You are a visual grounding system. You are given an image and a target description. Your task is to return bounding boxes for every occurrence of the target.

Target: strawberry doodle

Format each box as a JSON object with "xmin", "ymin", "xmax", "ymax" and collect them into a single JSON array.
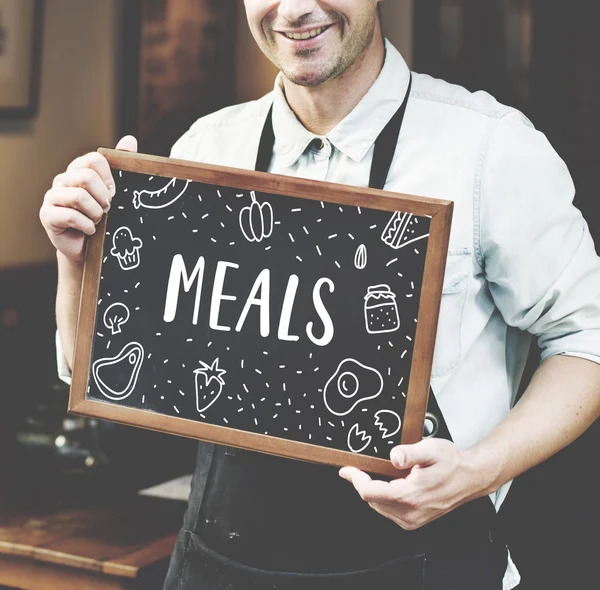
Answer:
[{"xmin": 194, "ymin": 358, "xmax": 227, "ymax": 413}]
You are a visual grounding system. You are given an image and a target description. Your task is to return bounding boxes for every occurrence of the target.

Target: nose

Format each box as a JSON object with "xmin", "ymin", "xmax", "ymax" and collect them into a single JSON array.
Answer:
[{"xmin": 277, "ymin": 0, "xmax": 319, "ymax": 23}]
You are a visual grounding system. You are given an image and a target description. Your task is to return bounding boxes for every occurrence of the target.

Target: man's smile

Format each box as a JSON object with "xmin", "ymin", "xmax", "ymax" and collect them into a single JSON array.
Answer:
[{"xmin": 277, "ymin": 25, "xmax": 333, "ymax": 41}]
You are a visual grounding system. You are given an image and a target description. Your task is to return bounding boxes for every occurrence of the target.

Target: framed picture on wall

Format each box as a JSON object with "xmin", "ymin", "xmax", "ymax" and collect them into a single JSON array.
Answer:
[{"xmin": 0, "ymin": 0, "xmax": 44, "ymax": 117}]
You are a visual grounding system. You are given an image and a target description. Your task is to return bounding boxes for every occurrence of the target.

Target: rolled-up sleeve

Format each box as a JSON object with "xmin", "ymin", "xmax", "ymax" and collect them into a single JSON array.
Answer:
[
  {"xmin": 56, "ymin": 331, "xmax": 72, "ymax": 385},
  {"xmin": 480, "ymin": 110, "xmax": 600, "ymax": 364}
]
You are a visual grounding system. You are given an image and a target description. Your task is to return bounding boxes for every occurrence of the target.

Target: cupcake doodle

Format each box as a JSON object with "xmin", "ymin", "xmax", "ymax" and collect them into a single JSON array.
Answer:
[{"xmin": 110, "ymin": 226, "xmax": 143, "ymax": 271}]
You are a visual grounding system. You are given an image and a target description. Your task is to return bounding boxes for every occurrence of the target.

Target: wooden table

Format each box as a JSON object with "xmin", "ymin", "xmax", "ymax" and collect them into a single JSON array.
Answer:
[{"xmin": 0, "ymin": 495, "xmax": 185, "ymax": 590}]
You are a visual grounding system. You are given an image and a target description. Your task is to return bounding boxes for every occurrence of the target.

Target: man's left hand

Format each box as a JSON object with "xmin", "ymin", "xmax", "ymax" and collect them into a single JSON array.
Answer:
[{"xmin": 339, "ymin": 439, "xmax": 488, "ymax": 530}]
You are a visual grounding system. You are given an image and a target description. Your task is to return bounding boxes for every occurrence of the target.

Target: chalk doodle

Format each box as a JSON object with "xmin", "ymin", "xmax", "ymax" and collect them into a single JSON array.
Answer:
[
  {"xmin": 194, "ymin": 358, "xmax": 227, "ymax": 413},
  {"xmin": 374, "ymin": 409, "xmax": 402, "ymax": 439},
  {"xmin": 364, "ymin": 284, "xmax": 400, "ymax": 334},
  {"xmin": 323, "ymin": 359, "xmax": 383, "ymax": 416},
  {"xmin": 381, "ymin": 212, "xmax": 429, "ymax": 250},
  {"xmin": 92, "ymin": 342, "xmax": 144, "ymax": 400},
  {"xmin": 239, "ymin": 191, "xmax": 274, "ymax": 243},
  {"xmin": 110, "ymin": 227, "xmax": 142, "ymax": 271},
  {"xmin": 133, "ymin": 177, "xmax": 191, "ymax": 210},
  {"xmin": 347, "ymin": 423, "xmax": 372, "ymax": 453},
  {"xmin": 354, "ymin": 244, "xmax": 368, "ymax": 269},
  {"xmin": 103, "ymin": 302, "xmax": 130, "ymax": 335}
]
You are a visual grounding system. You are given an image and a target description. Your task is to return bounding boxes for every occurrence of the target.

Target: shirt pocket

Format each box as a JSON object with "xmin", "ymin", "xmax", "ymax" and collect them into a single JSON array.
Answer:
[{"xmin": 431, "ymin": 249, "xmax": 471, "ymax": 378}]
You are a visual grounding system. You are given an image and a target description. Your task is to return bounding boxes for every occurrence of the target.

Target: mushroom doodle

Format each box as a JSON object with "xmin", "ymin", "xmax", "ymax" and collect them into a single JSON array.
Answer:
[{"xmin": 103, "ymin": 302, "xmax": 130, "ymax": 335}]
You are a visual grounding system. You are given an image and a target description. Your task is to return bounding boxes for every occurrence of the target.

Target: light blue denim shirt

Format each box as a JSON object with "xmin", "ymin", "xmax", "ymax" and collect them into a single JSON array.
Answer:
[{"xmin": 58, "ymin": 41, "xmax": 600, "ymax": 590}]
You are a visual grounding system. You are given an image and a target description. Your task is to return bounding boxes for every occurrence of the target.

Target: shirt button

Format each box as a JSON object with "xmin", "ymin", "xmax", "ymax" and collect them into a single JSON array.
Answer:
[{"xmin": 311, "ymin": 138, "xmax": 325, "ymax": 150}]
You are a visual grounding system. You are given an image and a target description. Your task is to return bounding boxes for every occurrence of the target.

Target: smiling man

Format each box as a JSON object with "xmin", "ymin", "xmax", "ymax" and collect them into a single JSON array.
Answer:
[{"xmin": 41, "ymin": 1, "xmax": 600, "ymax": 589}]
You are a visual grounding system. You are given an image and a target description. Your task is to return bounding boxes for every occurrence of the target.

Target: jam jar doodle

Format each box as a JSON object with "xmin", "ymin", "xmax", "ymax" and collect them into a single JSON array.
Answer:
[{"xmin": 364, "ymin": 284, "xmax": 400, "ymax": 334}]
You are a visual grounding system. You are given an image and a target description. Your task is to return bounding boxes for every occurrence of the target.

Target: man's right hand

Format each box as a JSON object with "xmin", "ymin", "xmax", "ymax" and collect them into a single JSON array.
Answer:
[{"xmin": 39, "ymin": 136, "xmax": 138, "ymax": 264}]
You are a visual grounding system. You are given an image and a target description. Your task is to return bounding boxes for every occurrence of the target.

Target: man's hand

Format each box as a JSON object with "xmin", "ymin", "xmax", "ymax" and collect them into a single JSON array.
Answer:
[
  {"xmin": 339, "ymin": 439, "xmax": 489, "ymax": 530},
  {"xmin": 39, "ymin": 136, "xmax": 138, "ymax": 264},
  {"xmin": 41, "ymin": 136, "xmax": 138, "ymax": 371}
]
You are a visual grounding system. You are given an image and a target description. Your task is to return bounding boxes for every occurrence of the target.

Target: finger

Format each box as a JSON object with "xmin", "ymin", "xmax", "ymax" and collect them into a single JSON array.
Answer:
[
  {"xmin": 390, "ymin": 441, "xmax": 439, "ymax": 470},
  {"xmin": 339, "ymin": 467, "xmax": 399, "ymax": 504},
  {"xmin": 54, "ymin": 168, "xmax": 113, "ymax": 210},
  {"xmin": 339, "ymin": 466, "xmax": 371, "ymax": 485},
  {"xmin": 115, "ymin": 135, "xmax": 138, "ymax": 152},
  {"xmin": 44, "ymin": 207, "xmax": 97, "ymax": 236},
  {"xmin": 45, "ymin": 187, "xmax": 105, "ymax": 224},
  {"xmin": 66, "ymin": 152, "xmax": 115, "ymax": 199}
]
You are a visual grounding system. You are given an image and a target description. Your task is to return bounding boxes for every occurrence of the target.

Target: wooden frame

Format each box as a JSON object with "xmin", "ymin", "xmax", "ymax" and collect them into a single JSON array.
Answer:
[
  {"xmin": 0, "ymin": 0, "xmax": 44, "ymax": 117},
  {"xmin": 69, "ymin": 150, "xmax": 453, "ymax": 477}
]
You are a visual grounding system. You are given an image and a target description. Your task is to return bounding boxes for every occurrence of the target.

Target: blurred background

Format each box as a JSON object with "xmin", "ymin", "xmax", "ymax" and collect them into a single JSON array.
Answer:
[{"xmin": 0, "ymin": 1, "xmax": 597, "ymax": 588}]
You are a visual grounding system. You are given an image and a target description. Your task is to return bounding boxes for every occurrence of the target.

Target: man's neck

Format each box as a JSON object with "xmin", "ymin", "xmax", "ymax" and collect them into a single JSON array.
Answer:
[{"xmin": 281, "ymin": 38, "xmax": 386, "ymax": 136}]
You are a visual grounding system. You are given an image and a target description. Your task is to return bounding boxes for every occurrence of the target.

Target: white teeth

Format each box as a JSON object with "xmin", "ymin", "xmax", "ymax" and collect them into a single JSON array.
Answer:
[{"xmin": 285, "ymin": 27, "xmax": 325, "ymax": 40}]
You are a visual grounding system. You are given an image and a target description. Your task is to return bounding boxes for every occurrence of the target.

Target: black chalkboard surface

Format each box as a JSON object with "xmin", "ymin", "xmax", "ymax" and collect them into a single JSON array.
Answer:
[{"xmin": 70, "ymin": 150, "xmax": 453, "ymax": 476}]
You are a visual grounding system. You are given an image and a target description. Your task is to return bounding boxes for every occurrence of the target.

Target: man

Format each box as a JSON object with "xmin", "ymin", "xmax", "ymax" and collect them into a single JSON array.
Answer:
[{"xmin": 40, "ymin": 1, "xmax": 600, "ymax": 589}]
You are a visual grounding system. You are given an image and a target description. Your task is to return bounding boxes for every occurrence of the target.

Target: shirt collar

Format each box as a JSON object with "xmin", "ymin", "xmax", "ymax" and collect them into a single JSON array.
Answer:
[{"xmin": 271, "ymin": 40, "xmax": 411, "ymax": 168}]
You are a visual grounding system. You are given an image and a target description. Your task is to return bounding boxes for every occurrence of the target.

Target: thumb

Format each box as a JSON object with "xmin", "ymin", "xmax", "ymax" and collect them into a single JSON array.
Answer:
[
  {"xmin": 390, "ymin": 442, "xmax": 437, "ymax": 470},
  {"xmin": 115, "ymin": 135, "xmax": 138, "ymax": 152}
]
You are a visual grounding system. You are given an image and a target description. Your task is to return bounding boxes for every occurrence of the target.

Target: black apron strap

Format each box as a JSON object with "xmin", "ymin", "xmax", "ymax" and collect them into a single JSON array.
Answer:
[
  {"xmin": 369, "ymin": 75, "xmax": 412, "ymax": 190},
  {"xmin": 255, "ymin": 103, "xmax": 275, "ymax": 175}
]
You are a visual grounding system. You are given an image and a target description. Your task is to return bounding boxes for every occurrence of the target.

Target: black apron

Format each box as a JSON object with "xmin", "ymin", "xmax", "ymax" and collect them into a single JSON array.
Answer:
[{"xmin": 164, "ymin": 77, "xmax": 508, "ymax": 590}]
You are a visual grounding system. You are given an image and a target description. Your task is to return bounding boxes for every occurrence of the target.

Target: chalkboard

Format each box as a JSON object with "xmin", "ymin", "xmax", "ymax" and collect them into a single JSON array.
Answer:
[{"xmin": 70, "ymin": 149, "xmax": 453, "ymax": 477}]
